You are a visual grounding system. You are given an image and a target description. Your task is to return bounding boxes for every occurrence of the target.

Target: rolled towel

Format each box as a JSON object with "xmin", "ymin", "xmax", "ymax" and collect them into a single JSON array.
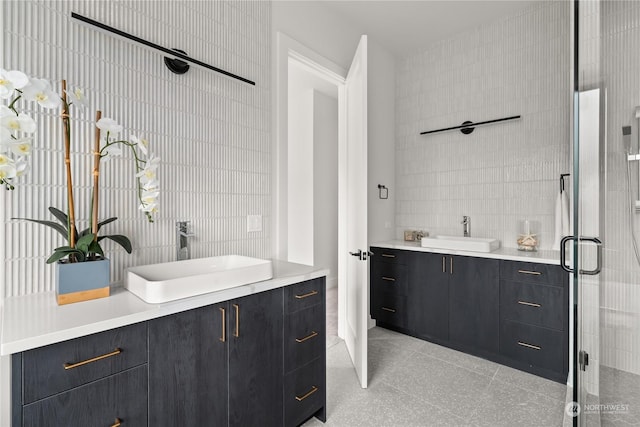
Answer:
[{"xmin": 552, "ymin": 192, "xmax": 563, "ymax": 250}]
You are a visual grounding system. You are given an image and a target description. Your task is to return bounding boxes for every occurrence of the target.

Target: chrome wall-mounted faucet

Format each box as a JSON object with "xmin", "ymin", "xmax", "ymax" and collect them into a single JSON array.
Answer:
[
  {"xmin": 176, "ymin": 221, "xmax": 195, "ymax": 260},
  {"xmin": 461, "ymin": 216, "xmax": 470, "ymax": 237}
]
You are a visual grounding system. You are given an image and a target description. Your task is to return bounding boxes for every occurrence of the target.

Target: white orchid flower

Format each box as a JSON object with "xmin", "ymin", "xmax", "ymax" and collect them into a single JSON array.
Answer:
[
  {"xmin": 0, "ymin": 69, "xmax": 29, "ymax": 99},
  {"xmin": 102, "ymin": 144, "xmax": 122, "ymax": 161},
  {"xmin": 0, "ymin": 126, "xmax": 11, "ymax": 145},
  {"xmin": 136, "ymin": 166, "xmax": 157, "ymax": 184},
  {"xmin": 22, "ymin": 78, "xmax": 60, "ymax": 109},
  {"xmin": 142, "ymin": 179, "xmax": 159, "ymax": 192},
  {"xmin": 15, "ymin": 158, "xmax": 29, "ymax": 176},
  {"xmin": 130, "ymin": 135, "xmax": 149, "ymax": 156},
  {"xmin": 0, "ymin": 113, "xmax": 36, "ymax": 134},
  {"xmin": 9, "ymin": 138, "xmax": 33, "ymax": 156},
  {"xmin": 138, "ymin": 201, "xmax": 158, "ymax": 213},
  {"xmin": 65, "ymin": 87, "xmax": 89, "ymax": 109},
  {"xmin": 0, "ymin": 105, "xmax": 13, "ymax": 117},
  {"xmin": 0, "ymin": 163, "xmax": 17, "ymax": 181},
  {"xmin": 0, "ymin": 153, "xmax": 12, "ymax": 166},
  {"xmin": 96, "ymin": 117, "xmax": 123, "ymax": 136}
]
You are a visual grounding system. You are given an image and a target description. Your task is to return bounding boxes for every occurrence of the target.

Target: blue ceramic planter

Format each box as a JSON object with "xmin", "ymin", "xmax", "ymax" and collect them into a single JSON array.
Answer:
[{"xmin": 55, "ymin": 258, "xmax": 110, "ymax": 305}]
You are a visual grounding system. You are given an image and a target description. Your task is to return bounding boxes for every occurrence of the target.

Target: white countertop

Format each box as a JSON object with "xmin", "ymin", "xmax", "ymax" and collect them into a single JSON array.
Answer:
[
  {"xmin": 0, "ymin": 260, "xmax": 329, "ymax": 356},
  {"xmin": 371, "ymin": 240, "xmax": 561, "ymax": 265}
]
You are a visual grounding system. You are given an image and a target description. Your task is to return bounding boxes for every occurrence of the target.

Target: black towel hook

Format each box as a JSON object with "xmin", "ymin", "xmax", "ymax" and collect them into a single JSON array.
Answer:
[{"xmin": 560, "ymin": 174, "xmax": 570, "ymax": 192}]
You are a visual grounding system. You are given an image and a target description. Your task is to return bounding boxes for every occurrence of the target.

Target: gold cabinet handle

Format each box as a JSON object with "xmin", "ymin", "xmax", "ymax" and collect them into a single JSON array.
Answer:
[
  {"xmin": 517, "ymin": 300, "xmax": 541, "ymax": 308},
  {"xmin": 442, "ymin": 256, "xmax": 445, "ymax": 273},
  {"xmin": 518, "ymin": 341, "xmax": 541, "ymax": 350},
  {"xmin": 295, "ymin": 331, "xmax": 318, "ymax": 343},
  {"xmin": 518, "ymin": 270, "xmax": 542, "ymax": 276},
  {"xmin": 295, "ymin": 290, "xmax": 318, "ymax": 299},
  {"xmin": 381, "ymin": 307, "xmax": 396, "ymax": 313},
  {"xmin": 111, "ymin": 418, "xmax": 122, "ymax": 427},
  {"xmin": 382, "ymin": 276, "xmax": 395, "ymax": 282},
  {"xmin": 295, "ymin": 385, "xmax": 318, "ymax": 401},
  {"xmin": 219, "ymin": 307, "xmax": 226, "ymax": 342},
  {"xmin": 63, "ymin": 348, "xmax": 122, "ymax": 370},
  {"xmin": 233, "ymin": 304, "xmax": 239, "ymax": 337},
  {"xmin": 450, "ymin": 257, "xmax": 453, "ymax": 275},
  {"xmin": 381, "ymin": 254, "xmax": 395, "ymax": 258}
]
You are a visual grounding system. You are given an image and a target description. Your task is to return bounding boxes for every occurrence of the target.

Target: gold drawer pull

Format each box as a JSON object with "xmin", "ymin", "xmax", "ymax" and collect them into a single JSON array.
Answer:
[
  {"xmin": 381, "ymin": 307, "xmax": 396, "ymax": 313},
  {"xmin": 295, "ymin": 331, "xmax": 318, "ymax": 343},
  {"xmin": 220, "ymin": 307, "xmax": 226, "ymax": 342},
  {"xmin": 111, "ymin": 418, "xmax": 122, "ymax": 427},
  {"xmin": 382, "ymin": 276, "xmax": 395, "ymax": 282},
  {"xmin": 63, "ymin": 348, "xmax": 122, "ymax": 370},
  {"xmin": 381, "ymin": 254, "xmax": 395, "ymax": 258},
  {"xmin": 517, "ymin": 341, "xmax": 541, "ymax": 350},
  {"xmin": 295, "ymin": 290, "xmax": 318, "ymax": 299},
  {"xmin": 233, "ymin": 304, "xmax": 240, "ymax": 338},
  {"xmin": 295, "ymin": 385, "xmax": 318, "ymax": 401},
  {"xmin": 518, "ymin": 270, "xmax": 541, "ymax": 276},
  {"xmin": 517, "ymin": 300, "xmax": 541, "ymax": 308}
]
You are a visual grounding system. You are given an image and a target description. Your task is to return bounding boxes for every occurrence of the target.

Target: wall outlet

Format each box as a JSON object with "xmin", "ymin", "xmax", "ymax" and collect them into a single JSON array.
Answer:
[{"xmin": 247, "ymin": 215, "xmax": 262, "ymax": 232}]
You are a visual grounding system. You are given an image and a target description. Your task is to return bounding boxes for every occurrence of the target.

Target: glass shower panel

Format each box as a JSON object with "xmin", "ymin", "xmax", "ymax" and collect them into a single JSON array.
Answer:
[{"xmin": 575, "ymin": 1, "xmax": 640, "ymax": 426}]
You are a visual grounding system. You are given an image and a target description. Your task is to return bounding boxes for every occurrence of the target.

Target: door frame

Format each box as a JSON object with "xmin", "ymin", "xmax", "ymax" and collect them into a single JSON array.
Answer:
[{"xmin": 274, "ymin": 32, "xmax": 348, "ymax": 339}]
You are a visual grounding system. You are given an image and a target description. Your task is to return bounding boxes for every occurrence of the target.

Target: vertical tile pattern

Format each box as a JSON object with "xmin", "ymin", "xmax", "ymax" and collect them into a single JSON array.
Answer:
[
  {"xmin": 597, "ymin": 0, "xmax": 640, "ymax": 376},
  {"xmin": 1, "ymin": 0, "xmax": 271, "ymax": 297},
  {"xmin": 395, "ymin": 1, "xmax": 571, "ymax": 250}
]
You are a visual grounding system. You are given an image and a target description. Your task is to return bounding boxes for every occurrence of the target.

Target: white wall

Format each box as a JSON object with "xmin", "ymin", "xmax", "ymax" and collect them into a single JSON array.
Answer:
[
  {"xmin": 287, "ymin": 83, "xmax": 314, "ymax": 265},
  {"xmin": 313, "ymin": 91, "xmax": 339, "ymax": 287},
  {"xmin": 1, "ymin": 0, "xmax": 272, "ymax": 298},
  {"xmin": 395, "ymin": 1, "xmax": 571, "ymax": 250}
]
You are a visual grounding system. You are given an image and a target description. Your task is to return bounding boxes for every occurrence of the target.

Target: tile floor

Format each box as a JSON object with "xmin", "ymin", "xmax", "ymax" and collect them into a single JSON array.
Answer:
[
  {"xmin": 599, "ymin": 366, "xmax": 640, "ymax": 426},
  {"xmin": 312, "ymin": 287, "xmax": 567, "ymax": 426}
]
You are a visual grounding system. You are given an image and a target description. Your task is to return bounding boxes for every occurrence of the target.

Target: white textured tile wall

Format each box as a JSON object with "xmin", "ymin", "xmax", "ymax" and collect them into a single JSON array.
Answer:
[
  {"xmin": 395, "ymin": 1, "xmax": 571, "ymax": 249},
  {"xmin": 596, "ymin": 0, "xmax": 640, "ymax": 376},
  {"xmin": 1, "ymin": 0, "xmax": 271, "ymax": 297}
]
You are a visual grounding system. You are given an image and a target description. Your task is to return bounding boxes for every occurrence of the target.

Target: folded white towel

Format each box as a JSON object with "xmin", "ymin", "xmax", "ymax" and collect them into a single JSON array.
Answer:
[{"xmin": 552, "ymin": 190, "xmax": 571, "ymax": 250}]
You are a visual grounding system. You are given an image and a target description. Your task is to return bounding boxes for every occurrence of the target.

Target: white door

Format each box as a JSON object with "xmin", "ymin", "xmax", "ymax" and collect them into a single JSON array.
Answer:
[{"xmin": 343, "ymin": 35, "xmax": 368, "ymax": 389}]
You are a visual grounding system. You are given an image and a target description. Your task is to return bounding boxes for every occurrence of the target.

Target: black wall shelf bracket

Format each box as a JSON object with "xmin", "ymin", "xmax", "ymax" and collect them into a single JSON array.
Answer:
[
  {"xmin": 71, "ymin": 12, "xmax": 256, "ymax": 86},
  {"xmin": 420, "ymin": 115, "xmax": 521, "ymax": 136}
]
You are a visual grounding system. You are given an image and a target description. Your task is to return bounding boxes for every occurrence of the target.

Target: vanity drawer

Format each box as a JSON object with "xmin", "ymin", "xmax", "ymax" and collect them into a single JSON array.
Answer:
[
  {"xmin": 285, "ymin": 304, "xmax": 325, "ymax": 373},
  {"xmin": 500, "ymin": 260, "xmax": 566, "ymax": 287},
  {"xmin": 372, "ymin": 292, "xmax": 407, "ymax": 328},
  {"xmin": 22, "ymin": 364, "xmax": 147, "ymax": 427},
  {"xmin": 284, "ymin": 358, "xmax": 325, "ymax": 427},
  {"xmin": 21, "ymin": 322, "xmax": 148, "ymax": 404},
  {"xmin": 371, "ymin": 261, "xmax": 408, "ymax": 296},
  {"xmin": 285, "ymin": 278, "xmax": 325, "ymax": 314},
  {"xmin": 500, "ymin": 280, "xmax": 565, "ymax": 330},
  {"xmin": 500, "ymin": 320, "xmax": 565, "ymax": 374},
  {"xmin": 371, "ymin": 247, "xmax": 408, "ymax": 264}
]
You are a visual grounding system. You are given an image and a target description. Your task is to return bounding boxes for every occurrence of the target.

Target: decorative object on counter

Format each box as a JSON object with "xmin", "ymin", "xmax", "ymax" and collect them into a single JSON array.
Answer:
[
  {"xmin": 414, "ymin": 230, "xmax": 427, "ymax": 241},
  {"xmin": 404, "ymin": 230, "xmax": 415, "ymax": 241},
  {"xmin": 70, "ymin": 12, "xmax": 255, "ymax": 86},
  {"xmin": 419, "ymin": 115, "xmax": 521, "ymax": 136},
  {"xmin": 4, "ymin": 69, "xmax": 160, "ymax": 304},
  {"xmin": 377, "ymin": 184, "xmax": 388, "ymax": 199},
  {"xmin": 517, "ymin": 220, "xmax": 538, "ymax": 252}
]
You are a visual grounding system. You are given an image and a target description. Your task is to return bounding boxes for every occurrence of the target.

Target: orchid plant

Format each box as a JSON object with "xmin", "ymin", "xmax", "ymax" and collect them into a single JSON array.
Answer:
[{"xmin": 1, "ymin": 68, "xmax": 160, "ymax": 263}]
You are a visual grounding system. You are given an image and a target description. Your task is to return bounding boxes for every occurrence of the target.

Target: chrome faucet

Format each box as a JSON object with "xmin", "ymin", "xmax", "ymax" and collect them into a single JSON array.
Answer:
[
  {"xmin": 176, "ymin": 221, "xmax": 195, "ymax": 260},
  {"xmin": 461, "ymin": 216, "xmax": 470, "ymax": 237}
]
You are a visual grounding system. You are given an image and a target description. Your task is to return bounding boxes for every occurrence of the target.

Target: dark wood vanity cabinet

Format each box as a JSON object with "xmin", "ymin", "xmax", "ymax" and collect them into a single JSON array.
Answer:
[
  {"xmin": 12, "ymin": 278, "xmax": 327, "ymax": 427},
  {"xmin": 370, "ymin": 247, "xmax": 568, "ymax": 382}
]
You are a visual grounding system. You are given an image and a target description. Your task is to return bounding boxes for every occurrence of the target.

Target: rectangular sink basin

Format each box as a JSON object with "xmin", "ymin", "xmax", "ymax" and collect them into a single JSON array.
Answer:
[
  {"xmin": 420, "ymin": 235, "xmax": 500, "ymax": 253},
  {"xmin": 125, "ymin": 255, "xmax": 273, "ymax": 303}
]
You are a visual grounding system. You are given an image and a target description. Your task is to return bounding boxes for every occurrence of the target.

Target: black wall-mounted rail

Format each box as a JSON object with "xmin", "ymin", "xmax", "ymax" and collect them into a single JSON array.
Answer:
[
  {"xmin": 71, "ymin": 12, "xmax": 255, "ymax": 86},
  {"xmin": 420, "ymin": 115, "xmax": 521, "ymax": 136}
]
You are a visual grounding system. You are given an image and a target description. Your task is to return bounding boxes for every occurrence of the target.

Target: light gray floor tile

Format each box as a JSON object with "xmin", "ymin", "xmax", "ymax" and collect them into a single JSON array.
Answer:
[
  {"xmin": 493, "ymin": 363, "xmax": 568, "ymax": 402},
  {"xmin": 415, "ymin": 339, "xmax": 501, "ymax": 378}
]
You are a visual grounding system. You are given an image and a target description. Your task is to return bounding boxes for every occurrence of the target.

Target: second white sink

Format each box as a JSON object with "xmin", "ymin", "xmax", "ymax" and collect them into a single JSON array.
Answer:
[
  {"xmin": 420, "ymin": 235, "xmax": 500, "ymax": 253},
  {"xmin": 125, "ymin": 255, "xmax": 273, "ymax": 303}
]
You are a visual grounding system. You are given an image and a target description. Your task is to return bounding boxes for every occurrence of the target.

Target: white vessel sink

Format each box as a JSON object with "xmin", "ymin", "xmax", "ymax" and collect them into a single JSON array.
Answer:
[
  {"xmin": 420, "ymin": 235, "xmax": 500, "ymax": 253},
  {"xmin": 125, "ymin": 255, "xmax": 273, "ymax": 303}
]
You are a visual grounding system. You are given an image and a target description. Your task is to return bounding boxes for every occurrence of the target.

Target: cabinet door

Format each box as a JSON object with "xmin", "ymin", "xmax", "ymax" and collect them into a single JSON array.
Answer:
[
  {"xmin": 22, "ymin": 364, "xmax": 147, "ymax": 427},
  {"xmin": 148, "ymin": 303, "xmax": 228, "ymax": 427},
  {"xmin": 229, "ymin": 289, "xmax": 284, "ymax": 427},
  {"xmin": 409, "ymin": 252, "xmax": 449, "ymax": 341},
  {"xmin": 449, "ymin": 256, "xmax": 500, "ymax": 353}
]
